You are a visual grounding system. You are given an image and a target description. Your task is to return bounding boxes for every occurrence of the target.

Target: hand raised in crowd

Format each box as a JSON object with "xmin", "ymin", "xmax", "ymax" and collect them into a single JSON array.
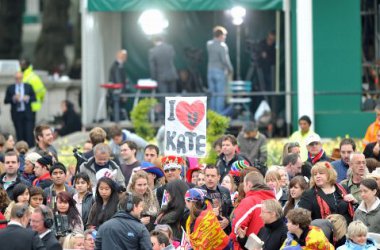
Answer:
[{"xmin": 140, "ymin": 216, "xmax": 150, "ymax": 225}]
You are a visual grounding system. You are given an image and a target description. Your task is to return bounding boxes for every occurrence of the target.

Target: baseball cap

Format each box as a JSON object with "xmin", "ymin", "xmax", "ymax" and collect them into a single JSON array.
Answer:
[{"xmin": 305, "ymin": 134, "xmax": 321, "ymax": 145}]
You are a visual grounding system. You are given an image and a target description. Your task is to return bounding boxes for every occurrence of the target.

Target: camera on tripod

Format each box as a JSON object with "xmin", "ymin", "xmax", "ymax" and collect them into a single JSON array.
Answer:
[
  {"xmin": 184, "ymin": 47, "xmax": 203, "ymax": 63},
  {"xmin": 245, "ymin": 39, "xmax": 262, "ymax": 63}
]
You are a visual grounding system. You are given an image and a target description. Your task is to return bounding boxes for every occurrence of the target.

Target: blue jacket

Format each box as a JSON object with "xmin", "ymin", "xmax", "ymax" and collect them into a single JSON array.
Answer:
[
  {"xmin": 337, "ymin": 238, "xmax": 377, "ymax": 250},
  {"xmin": 332, "ymin": 159, "xmax": 349, "ymax": 183},
  {"xmin": 95, "ymin": 211, "xmax": 152, "ymax": 250}
]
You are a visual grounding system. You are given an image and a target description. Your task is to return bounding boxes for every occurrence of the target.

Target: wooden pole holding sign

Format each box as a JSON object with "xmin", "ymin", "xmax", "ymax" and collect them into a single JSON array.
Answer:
[{"xmin": 164, "ymin": 97, "xmax": 207, "ymax": 158}]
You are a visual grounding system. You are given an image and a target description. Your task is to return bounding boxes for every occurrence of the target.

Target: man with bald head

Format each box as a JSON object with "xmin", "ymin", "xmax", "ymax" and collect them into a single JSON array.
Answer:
[
  {"xmin": 340, "ymin": 152, "xmax": 368, "ymax": 204},
  {"xmin": 4, "ymin": 71, "xmax": 36, "ymax": 146}
]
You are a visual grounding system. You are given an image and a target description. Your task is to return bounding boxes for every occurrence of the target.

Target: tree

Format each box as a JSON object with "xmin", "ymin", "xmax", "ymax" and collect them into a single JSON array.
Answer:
[
  {"xmin": 0, "ymin": 0, "xmax": 25, "ymax": 59},
  {"xmin": 34, "ymin": 0, "xmax": 70, "ymax": 72}
]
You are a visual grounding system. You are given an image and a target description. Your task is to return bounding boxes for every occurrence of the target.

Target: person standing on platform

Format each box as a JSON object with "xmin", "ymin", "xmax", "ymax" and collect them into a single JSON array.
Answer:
[
  {"xmin": 108, "ymin": 49, "xmax": 128, "ymax": 122},
  {"xmin": 207, "ymin": 26, "xmax": 233, "ymax": 113},
  {"xmin": 4, "ymin": 71, "xmax": 36, "ymax": 147},
  {"xmin": 149, "ymin": 35, "xmax": 178, "ymax": 120}
]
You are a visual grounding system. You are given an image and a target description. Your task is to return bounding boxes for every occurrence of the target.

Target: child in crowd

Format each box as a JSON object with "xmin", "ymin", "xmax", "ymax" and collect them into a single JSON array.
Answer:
[{"xmin": 29, "ymin": 186, "xmax": 44, "ymax": 212}]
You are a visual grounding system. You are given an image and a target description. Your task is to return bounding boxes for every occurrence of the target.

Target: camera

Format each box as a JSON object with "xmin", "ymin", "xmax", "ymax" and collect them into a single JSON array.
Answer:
[
  {"xmin": 54, "ymin": 214, "xmax": 71, "ymax": 238},
  {"xmin": 245, "ymin": 39, "xmax": 262, "ymax": 62},
  {"xmin": 73, "ymin": 147, "xmax": 87, "ymax": 174}
]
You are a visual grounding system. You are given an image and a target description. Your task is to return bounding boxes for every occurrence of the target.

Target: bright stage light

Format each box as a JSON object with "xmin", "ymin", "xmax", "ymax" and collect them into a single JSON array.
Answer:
[
  {"xmin": 230, "ymin": 6, "xmax": 246, "ymax": 26},
  {"xmin": 138, "ymin": 9, "xmax": 169, "ymax": 35}
]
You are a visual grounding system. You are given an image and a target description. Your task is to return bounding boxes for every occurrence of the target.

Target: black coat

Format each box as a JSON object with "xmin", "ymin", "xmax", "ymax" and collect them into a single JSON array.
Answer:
[
  {"xmin": 95, "ymin": 211, "xmax": 152, "ymax": 250},
  {"xmin": 0, "ymin": 224, "xmax": 46, "ymax": 250},
  {"xmin": 108, "ymin": 61, "xmax": 126, "ymax": 85},
  {"xmin": 201, "ymin": 184, "xmax": 233, "ymax": 234},
  {"xmin": 363, "ymin": 142, "xmax": 380, "ymax": 161},
  {"xmin": 0, "ymin": 173, "xmax": 30, "ymax": 200},
  {"xmin": 298, "ymin": 186, "xmax": 352, "ymax": 223},
  {"xmin": 4, "ymin": 83, "xmax": 36, "ymax": 115},
  {"xmin": 41, "ymin": 231, "xmax": 62, "ymax": 250},
  {"xmin": 57, "ymin": 109, "xmax": 82, "ymax": 136},
  {"xmin": 258, "ymin": 218, "xmax": 288, "ymax": 250},
  {"xmin": 216, "ymin": 153, "xmax": 250, "ymax": 181},
  {"xmin": 81, "ymin": 192, "xmax": 94, "ymax": 225}
]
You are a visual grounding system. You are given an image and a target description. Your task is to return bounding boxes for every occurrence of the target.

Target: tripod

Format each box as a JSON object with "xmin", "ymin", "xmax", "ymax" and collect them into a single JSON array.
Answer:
[{"xmin": 245, "ymin": 58, "xmax": 267, "ymax": 101}]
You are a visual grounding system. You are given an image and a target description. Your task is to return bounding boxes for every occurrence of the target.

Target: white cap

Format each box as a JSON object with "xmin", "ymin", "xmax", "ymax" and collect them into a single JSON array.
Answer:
[
  {"xmin": 96, "ymin": 168, "xmax": 117, "ymax": 181},
  {"xmin": 305, "ymin": 134, "xmax": 321, "ymax": 145}
]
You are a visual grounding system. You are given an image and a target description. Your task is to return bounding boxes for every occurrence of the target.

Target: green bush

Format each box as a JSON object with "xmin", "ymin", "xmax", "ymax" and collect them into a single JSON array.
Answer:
[
  {"xmin": 202, "ymin": 110, "xmax": 230, "ymax": 164},
  {"xmin": 130, "ymin": 98, "xmax": 157, "ymax": 141}
]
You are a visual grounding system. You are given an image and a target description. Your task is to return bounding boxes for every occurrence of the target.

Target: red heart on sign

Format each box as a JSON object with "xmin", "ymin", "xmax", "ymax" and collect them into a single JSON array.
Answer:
[{"xmin": 175, "ymin": 100, "xmax": 205, "ymax": 131}]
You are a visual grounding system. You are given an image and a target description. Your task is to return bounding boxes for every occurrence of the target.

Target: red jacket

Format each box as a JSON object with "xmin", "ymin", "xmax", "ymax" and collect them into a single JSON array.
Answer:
[
  {"xmin": 231, "ymin": 189, "xmax": 275, "ymax": 249},
  {"xmin": 0, "ymin": 212, "xmax": 6, "ymax": 229}
]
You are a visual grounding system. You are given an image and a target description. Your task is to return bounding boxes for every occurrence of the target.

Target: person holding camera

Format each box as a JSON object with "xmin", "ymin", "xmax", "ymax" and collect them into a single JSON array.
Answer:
[
  {"xmin": 30, "ymin": 205, "xmax": 62, "ymax": 250},
  {"xmin": 95, "ymin": 193, "xmax": 152, "ymax": 249},
  {"xmin": 0, "ymin": 203, "xmax": 45, "ymax": 250}
]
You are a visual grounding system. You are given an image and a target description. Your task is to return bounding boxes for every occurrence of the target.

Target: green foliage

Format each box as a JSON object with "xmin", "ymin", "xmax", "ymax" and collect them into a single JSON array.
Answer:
[
  {"xmin": 266, "ymin": 137, "xmax": 364, "ymax": 167},
  {"xmin": 202, "ymin": 110, "xmax": 230, "ymax": 165},
  {"xmin": 130, "ymin": 98, "xmax": 157, "ymax": 141}
]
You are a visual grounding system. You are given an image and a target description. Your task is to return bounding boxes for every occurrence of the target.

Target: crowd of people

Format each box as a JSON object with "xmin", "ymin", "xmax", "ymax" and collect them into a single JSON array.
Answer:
[{"xmin": 1, "ymin": 113, "xmax": 380, "ymax": 250}]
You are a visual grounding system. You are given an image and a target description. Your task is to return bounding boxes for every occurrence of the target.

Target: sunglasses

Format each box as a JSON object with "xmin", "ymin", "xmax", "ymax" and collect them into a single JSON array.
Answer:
[{"xmin": 164, "ymin": 168, "xmax": 178, "ymax": 173}]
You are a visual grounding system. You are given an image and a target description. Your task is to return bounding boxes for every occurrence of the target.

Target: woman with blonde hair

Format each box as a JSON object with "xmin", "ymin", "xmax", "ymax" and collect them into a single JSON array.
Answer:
[
  {"xmin": 128, "ymin": 170, "xmax": 159, "ymax": 231},
  {"xmin": 265, "ymin": 170, "xmax": 287, "ymax": 206},
  {"xmin": 62, "ymin": 232, "xmax": 85, "ymax": 249},
  {"xmin": 337, "ymin": 220, "xmax": 377, "ymax": 250},
  {"xmin": 327, "ymin": 214, "xmax": 347, "ymax": 248},
  {"xmin": 298, "ymin": 161, "xmax": 354, "ymax": 223}
]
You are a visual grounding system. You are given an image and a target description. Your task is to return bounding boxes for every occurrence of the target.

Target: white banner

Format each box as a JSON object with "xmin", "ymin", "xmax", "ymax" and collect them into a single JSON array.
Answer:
[{"xmin": 164, "ymin": 96, "xmax": 207, "ymax": 158}]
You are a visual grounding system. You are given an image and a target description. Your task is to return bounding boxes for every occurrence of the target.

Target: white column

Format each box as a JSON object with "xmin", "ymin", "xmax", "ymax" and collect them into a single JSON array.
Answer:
[
  {"xmin": 81, "ymin": 0, "xmax": 121, "ymax": 125},
  {"xmin": 284, "ymin": 0, "xmax": 292, "ymax": 135},
  {"xmin": 296, "ymin": 0, "xmax": 314, "ymax": 130},
  {"xmin": 26, "ymin": 0, "xmax": 40, "ymax": 16}
]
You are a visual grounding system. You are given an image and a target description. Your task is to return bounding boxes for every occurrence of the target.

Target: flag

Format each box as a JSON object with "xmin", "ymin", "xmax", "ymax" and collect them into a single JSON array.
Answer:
[{"xmin": 180, "ymin": 226, "xmax": 191, "ymax": 250}]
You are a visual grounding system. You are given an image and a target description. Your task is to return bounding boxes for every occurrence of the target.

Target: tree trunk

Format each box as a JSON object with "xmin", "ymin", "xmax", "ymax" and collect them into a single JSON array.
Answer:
[
  {"xmin": 0, "ymin": 0, "xmax": 24, "ymax": 59},
  {"xmin": 34, "ymin": 0, "xmax": 70, "ymax": 73}
]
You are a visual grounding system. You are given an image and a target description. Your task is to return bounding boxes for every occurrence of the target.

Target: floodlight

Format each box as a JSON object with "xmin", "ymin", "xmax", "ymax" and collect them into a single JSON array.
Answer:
[
  {"xmin": 138, "ymin": 9, "xmax": 168, "ymax": 35},
  {"xmin": 231, "ymin": 6, "xmax": 246, "ymax": 26}
]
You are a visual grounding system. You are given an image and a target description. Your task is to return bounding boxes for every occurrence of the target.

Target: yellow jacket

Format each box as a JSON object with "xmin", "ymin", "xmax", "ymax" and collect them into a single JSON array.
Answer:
[
  {"xmin": 22, "ymin": 66, "xmax": 46, "ymax": 112},
  {"xmin": 280, "ymin": 226, "xmax": 334, "ymax": 250},
  {"xmin": 289, "ymin": 130, "xmax": 316, "ymax": 161}
]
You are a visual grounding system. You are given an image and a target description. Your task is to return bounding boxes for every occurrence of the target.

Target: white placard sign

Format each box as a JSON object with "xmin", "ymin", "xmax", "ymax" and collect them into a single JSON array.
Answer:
[{"xmin": 164, "ymin": 96, "xmax": 207, "ymax": 157}]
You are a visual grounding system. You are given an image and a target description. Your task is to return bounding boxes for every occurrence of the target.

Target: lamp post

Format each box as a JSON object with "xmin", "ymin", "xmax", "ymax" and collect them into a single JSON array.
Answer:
[{"xmin": 230, "ymin": 6, "xmax": 246, "ymax": 80}]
